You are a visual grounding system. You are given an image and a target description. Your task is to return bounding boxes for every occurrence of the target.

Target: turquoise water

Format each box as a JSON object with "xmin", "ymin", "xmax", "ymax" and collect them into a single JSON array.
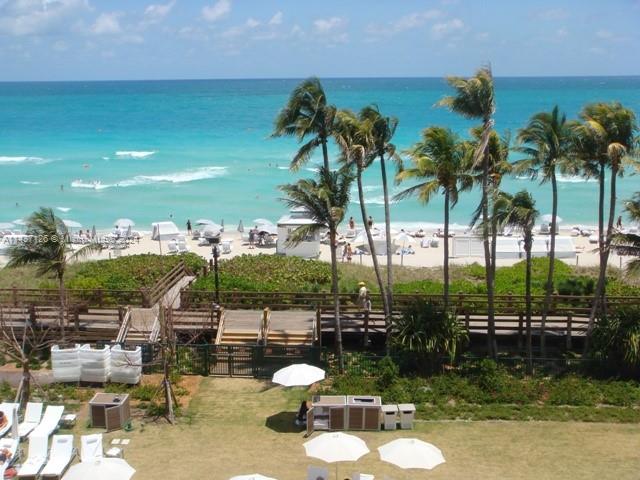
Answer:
[{"xmin": 0, "ymin": 77, "xmax": 638, "ymax": 231}]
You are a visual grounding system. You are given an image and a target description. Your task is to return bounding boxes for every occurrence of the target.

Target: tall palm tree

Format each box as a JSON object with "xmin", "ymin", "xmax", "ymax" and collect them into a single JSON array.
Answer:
[
  {"xmin": 612, "ymin": 193, "xmax": 640, "ymax": 275},
  {"xmin": 438, "ymin": 66, "xmax": 498, "ymax": 356},
  {"xmin": 574, "ymin": 102, "xmax": 638, "ymax": 335},
  {"xmin": 272, "ymin": 77, "xmax": 337, "ymax": 172},
  {"xmin": 333, "ymin": 109, "xmax": 390, "ymax": 327},
  {"xmin": 7, "ymin": 207, "xmax": 101, "ymax": 341},
  {"xmin": 515, "ymin": 106, "xmax": 576, "ymax": 356},
  {"xmin": 494, "ymin": 191, "xmax": 539, "ymax": 372},
  {"xmin": 395, "ymin": 126, "xmax": 473, "ymax": 310},
  {"xmin": 359, "ymin": 105, "xmax": 400, "ymax": 330},
  {"xmin": 279, "ymin": 166, "xmax": 354, "ymax": 372}
]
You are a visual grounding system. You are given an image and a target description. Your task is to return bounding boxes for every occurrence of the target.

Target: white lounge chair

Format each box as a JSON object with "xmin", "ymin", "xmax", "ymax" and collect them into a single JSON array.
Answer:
[
  {"xmin": 0, "ymin": 402, "xmax": 17, "ymax": 438},
  {"xmin": 0, "ymin": 437, "xmax": 19, "ymax": 478},
  {"xmin": 18, "ymin": 402, "xmax": 43, "ymax": 439},
  {"xmin": 40, "ymin": 434, "xmax": 74, "ymax": 479},
  {"xmin": 29, "ymin": 406, "xmax": 64, "ymax": 439},
  {"xmin": 353, "ymin": 474, "xmax": 375, "ymax": 480},
  {"xmin": 167, "ymin": 240, "xmax": 179, "ymax": 254},
  {"xmin": 80, "ymin": 433, "xmax": 103, "ymax": 462},
  {"xmin": 17, "ymin": 435, "xmax": 48, "ymax": 480},
  {"xmin": 307, "ymin": 466, "xmax": 328, "ymax": 480}
]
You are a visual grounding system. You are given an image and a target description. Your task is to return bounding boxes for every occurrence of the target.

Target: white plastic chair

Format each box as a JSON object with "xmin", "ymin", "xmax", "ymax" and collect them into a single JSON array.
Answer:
[
  {"xmin": 17, "ymin": 434, "xmax": 48, "ymax": 479},
  {"xmin": 18, "ymin": 402, "xmax": 43, "ymax": 438},
  {"xmin": 307, "ymin": 466, "xmax": 328, "ymax": 480},
  {"xmin": 80, "ymin": 433, "xmax": 103, "ymax": 462},
  {"xmin": 40, "ymin": 434, "xmax": 74, "ymax": 479},
  {"xmin": 29, "ymin": 406, "xmax": 64, "ymax": 439}
]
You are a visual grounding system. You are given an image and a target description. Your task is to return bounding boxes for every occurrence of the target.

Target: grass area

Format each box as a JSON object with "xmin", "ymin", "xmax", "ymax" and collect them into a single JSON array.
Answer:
[{"xmin": 118, "ymin": 378, "xmax": 640, "ymax": 480}]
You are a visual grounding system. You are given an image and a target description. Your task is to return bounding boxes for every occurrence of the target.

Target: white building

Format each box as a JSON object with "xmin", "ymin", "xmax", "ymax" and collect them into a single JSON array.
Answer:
[{"xmin": 276, "ymin": 208, "xmax": 322, "ymax": 259}]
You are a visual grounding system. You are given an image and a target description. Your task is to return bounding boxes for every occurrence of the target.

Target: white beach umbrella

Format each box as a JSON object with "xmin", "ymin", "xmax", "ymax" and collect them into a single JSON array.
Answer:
[
  {"xmin": 196, "ymin": 219, "xmax": 215, "ymax": 225},
  {"xmin": 0, "ymin": 222, "xmax": 14, "ymax": 230},
  {"xmin": 394, "ymin": 232, "xmax": 415, "ymax": 244},
  {"xmin": 229, "ymin": 474, "xmax": 277, "ymax": 480},
  {"xmin": 252, "ymin": 218, "xmax": 273, "ymax": 226},
  {"xmin": 272, "ymin": 363, "xmax": 325, "ymax": 387},
  {"xmin": 541, "ymin": 214, "xmax": 563, "ymax": 224},
  {"xmin": 304, "ymin": 432, "xmax": 369, "ymax": 468},
  {"xmin": 12, "ymin": 219, "xmax": 27, "ymax": 226},
  {"xmin": 257, "ymin": 224, "xmax": 278, "ymax": 236},
  {"xmin": 62, "ymin": 458, "xmax": 135, "ymax": 480},
  {"xmin": 114, "ymin": 218, "xmax": 135, "ymax": 228},
  {"xmin": 63, "ymin": 219, "xmax": 82, "ymax": 228},
  {"xmin": 378, "ymin": 438, "xmax": 445, "ymax": 470}
]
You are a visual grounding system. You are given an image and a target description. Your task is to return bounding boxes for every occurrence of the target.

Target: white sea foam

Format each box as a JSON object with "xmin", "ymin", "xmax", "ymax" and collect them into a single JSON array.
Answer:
[
  {"xmin": 556, "ymin": 174, "xmax": 597, "ymax": 183},
  {"xmin": 351, "ymin": 195, "xmax": 398, "ymax": 205},
  {"xmin": 70, "ymin": 166, "xmax": 227, "ymax": 191},
  {"xmin": 56, "ymin": 207, "xmax": 71, "ymax": 213},
  {"xmin": 20, "ymin": 180, "xmax": 40, "ymax": 185},
  {"xmin": 305, "ymin": 167, "xmax": 319, "ymax": 173},
  {"xmin": 102, "ymin": 156, "xmax": 110, "ymax": 160},
  {"xmin": 115, "ymin": 151, "xmax": 156, "ymax": 159},
  {"xmin": 277, "ymin": 166, "xmax": 289, "ymax": 170},
  {"xmin": 0, "ymin": 156, "xmax": 48, "ymax": 165}
]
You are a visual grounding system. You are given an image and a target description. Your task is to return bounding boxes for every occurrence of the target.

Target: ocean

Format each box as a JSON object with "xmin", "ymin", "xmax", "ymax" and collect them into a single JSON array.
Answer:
[{"xmin": 0, "ymin": 77, "xmax": 638, "ymax": 232}]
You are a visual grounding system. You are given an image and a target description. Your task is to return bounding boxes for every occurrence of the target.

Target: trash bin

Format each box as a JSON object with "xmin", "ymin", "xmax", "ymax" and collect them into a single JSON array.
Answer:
[
  {"xmin": 381, "ymin": 405, "xmax": 398, "ymax": 430},
  {"xmin": 398, "ymin": 403, "xmax": 416, "ymax": 429}
]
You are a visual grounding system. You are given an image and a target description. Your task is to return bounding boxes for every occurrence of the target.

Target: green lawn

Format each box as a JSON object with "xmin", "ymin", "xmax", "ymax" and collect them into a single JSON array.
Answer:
[{"xmin": 115, "ymin": 377, "xmax": 640, "ymax": 480}]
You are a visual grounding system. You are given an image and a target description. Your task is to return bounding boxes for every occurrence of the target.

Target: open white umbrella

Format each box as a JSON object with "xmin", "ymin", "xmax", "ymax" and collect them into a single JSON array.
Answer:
[
  {"xmin": 229, "ymin": 475, "xmax": 277, "ymax": 480},
  {"xmin": 394, "ymin": 232, "xmax": 415, "ymax": 266},
  {"xmin": 378, "ymin": 438, "xmax": 445, "ymax": 470},
  {"xmin": 257, "ymin": 224, "xmax": 278, "ymax": 235},
  {"xmin": 62, "ymin": 458, "xmax": 135, "ymax": 480},
  {"xmin": 114, "ymin": 218, "xmax": 135, "ymax": 228},
  {"xmin": 12, "ymin": 219, "xmax": 27, "ymax": 226},
  {"xmin": 196, "ymin": 219, "xmax": 215, "ymax": 225},
  {"xmin": 63, "ymin": 219, "xmax": 82, "ymax": 228},
  {"xmin": 304, "ymin": 432, "xmax": 369, "ymax": 479},
  {"xmin": 252, "ymin": 218, "xmax": 273, "ymax": 226},
  {"xmin": 272, "ymin": 363, "xmax": 325, "ymax": 387},
  {"xmin": 541, "ymin": 214, "xmax": 563, "ymax": 224}
]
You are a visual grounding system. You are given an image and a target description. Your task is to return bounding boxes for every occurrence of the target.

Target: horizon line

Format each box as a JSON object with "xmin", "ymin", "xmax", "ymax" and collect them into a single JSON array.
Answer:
[{"xmin": 1, "ymin": 74, "xmax": 640, "ymax": 84}]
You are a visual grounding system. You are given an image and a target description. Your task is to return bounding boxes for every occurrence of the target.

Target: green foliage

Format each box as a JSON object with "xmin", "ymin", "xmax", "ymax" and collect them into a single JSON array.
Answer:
[
  {"xmin": 557, "ymin": 276, "xmax": 595, "ymax": 295},
  {"xmin": 590, "ymin": 308, "xmax": 640, "ymax": 373},
  {"xmin": 191, "ymin": 254, "xmax": 332, "ymax": 292},
  {"xmin": 67, "ymin": 253, "xmax": 205, "ymax": 291},
  {"xmin": 375, "ymin": 356, "xmax": 400, "ymax": 391}
]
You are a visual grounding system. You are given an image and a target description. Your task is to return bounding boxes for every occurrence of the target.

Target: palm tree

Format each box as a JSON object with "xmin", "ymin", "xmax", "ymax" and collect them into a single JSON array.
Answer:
[
  {"xmin": 359, "ymin": 105, "xmax": 401, "ymax": 331},
  {"xmin": 333, "ymin": 109, "xmax": 390, "ymax": 327},
  {"xmin": 494, "ymin": 191, "xmax": 539, "ymax": 372},
  {"xmin": 515, "ymin": 106, "xmax": 576, "ymax": 356},
  {"xmin": 574, "ymin": 102, "xmax": 638, "ymax": 335},
  {"xmin": 438, "ymin": 66, "xmax": 498, "ymax": 356},
  {"xmin": 612, "ymin": 193, "xmax": 640, "ymax": 275},
  {"xmin": 395, "ymin": 126, "xmax": 473, "ymax": 310},
  {"xmin": 6, "ymin": 207, "xmax": 101, "ymax": 341},
  {"xmin": 272, "ymin": 77, "xmax": 336, "ymax": 172},
  {"xmin": 279, "ymin": 166, "xmax": 354, "ymax": 372}
]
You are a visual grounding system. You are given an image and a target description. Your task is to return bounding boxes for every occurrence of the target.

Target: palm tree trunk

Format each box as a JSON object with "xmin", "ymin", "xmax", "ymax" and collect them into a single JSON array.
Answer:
[
  {"xmin": 587, "ymin": 162, "xmax": 607, "ymax": 345},
  {"xmin": 601, "ymin": 163, "xmax": 618, "ymax": 316},
  {"xmin": 356, "ymin": 167, "xmax": 389, "ymax": 348},
  {"xmin": 443, "ymin": 190, "xmax": 450, "ymax": 311},
  {"xmin": 481, "ymin": 156, "xmax": 496, "ymax": 357},
  {"xmin": 379, "ymin": 153, "xmax": 394, "ymax": 343},
  {"xmin": 525, "ymin": 235, "xmax": 533, "ymax": 374},
  {"xmin": 541, "ymin": 170, "xmax": 558, "ymax": 356},
  {"xmin": 58, "ymin": 274, "xmax": 66, "ymax": 342},
  {"xmin": 329, "ymin": 226, "xmax": 344, "ymax": 373}
]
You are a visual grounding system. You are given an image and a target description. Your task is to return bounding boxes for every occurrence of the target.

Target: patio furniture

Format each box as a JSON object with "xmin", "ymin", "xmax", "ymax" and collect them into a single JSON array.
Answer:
[
  {"xmin": 29, "ymin": 406, "xmax": 64, "ymax": 439},
  {"xmin": 17, "ymin": 403, "xmax": 43, "ymax": 439},
  {"xmin": 80, "ymin": 434, "xmax": 103, "ymax": 462},
  {"xmin": 89, "ymin": 393, "xmax": 131, "ymax": 431},
  {"xmin": 17, "ymin": 435, "xmax": 48, "ymax": 480},
  {"xmin": 40, "ymin": 434, "xmax": 75, "ymax": 479}
]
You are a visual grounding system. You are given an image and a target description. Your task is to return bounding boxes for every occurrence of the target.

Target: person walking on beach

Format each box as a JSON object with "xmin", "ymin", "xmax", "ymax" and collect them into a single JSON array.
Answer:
[
  {"xmin": 367, "ymin": 216, "xmax": 373, "ymax": 228},
  {"xmin": 348, "ymin": 216, "xmax": 355, "ymax": 230},
  {"xmin": 616, "ymin": 215, "xmax": 623, "ymax": 230},
  {"xmin": 186, "ymin": 219, "xmax": 192, "ymax": 236},
  {"xmin": 249, "ymin": 226, "xmax": 256, "ymax": 249}
]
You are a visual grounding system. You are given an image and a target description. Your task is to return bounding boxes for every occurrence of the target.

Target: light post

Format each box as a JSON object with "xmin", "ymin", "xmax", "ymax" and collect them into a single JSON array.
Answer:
[{"xmin": 211, "ymin": 238, "xmax": 220, "ymax": 304}]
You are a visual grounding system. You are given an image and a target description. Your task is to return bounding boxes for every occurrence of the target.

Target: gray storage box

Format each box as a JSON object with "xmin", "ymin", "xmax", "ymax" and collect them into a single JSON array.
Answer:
[
  {"xmin": 381, "ymin": 404, "xmax": 398, "ymax": 430},
  {"xmin": 398, "ymin": 403, "xmax": 416, "ymax": 429}
]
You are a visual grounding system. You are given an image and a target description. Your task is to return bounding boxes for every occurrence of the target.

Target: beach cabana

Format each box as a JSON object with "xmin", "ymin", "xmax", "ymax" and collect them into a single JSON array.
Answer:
[
  {"xmin": 276, "ymin": 209, "xmax": 321, "ymax": 259},
  {"xmin": 151, "ymin": 221, "xmax": 179, "ymax": 241}
]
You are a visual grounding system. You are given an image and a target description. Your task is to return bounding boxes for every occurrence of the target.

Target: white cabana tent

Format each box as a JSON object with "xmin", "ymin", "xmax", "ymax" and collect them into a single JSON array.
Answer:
[
  {"xmin": 151, "ymin": 221, "xmax": 180, "ymax": 241},
  {"xmin": 276, "ymin": 209, "xmax": 319, "ymax": 258}
]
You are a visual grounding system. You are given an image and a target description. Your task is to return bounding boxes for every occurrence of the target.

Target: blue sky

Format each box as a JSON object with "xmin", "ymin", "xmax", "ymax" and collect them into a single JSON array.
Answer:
[{"xmin": 0, "ymin": 0, "xmax": 639, "ymax": 81}]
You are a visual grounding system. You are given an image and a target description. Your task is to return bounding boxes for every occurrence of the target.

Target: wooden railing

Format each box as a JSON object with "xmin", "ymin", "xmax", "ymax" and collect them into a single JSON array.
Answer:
[
  {"xmin": 214, "ymin": 312, "xmax": 226, "ymax": 345},
  {"xmin": 115, "ymin": 307, "xmax": 132, "ymax": 343},
  {"xmin": 260, "ymin": 308, "xmax": 271, "ymax": 345},
  {"xmin": 146, "ymin": 260, "xmax": 190, "ymax": 307},
  {"xmin": 0, "ymin": 287, "xmax": 146, "ymax": 308}
]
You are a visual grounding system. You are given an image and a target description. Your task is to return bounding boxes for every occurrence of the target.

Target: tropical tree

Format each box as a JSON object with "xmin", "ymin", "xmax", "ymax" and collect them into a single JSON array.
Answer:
[
  {"xmin": 359, "ymin": 105, "xmax": 400, "ymax": 327},
  {"xmin": 612, "ymin": 193, "xmax": 640, "ymax": 275},
  {"xmin": 279, "ymin": 166, "xmax": 354, "ymax": 372},
  {"xmin": 272, "ymin": 77, "xmax": 337, "ymax": 172},
  {"xmin": 6, "ymin": 207, "xmax": 101, "ymax": 341},
  {"xmin": 438, "ymin": 66, "xmax": 498, "ymax": 356},
  {"xmin": 395, "ymin": 126, "xmax": 473, "ymax": 310},
  {"xmin": 494, "ymin": 191, "xmax": 539, "ymax": 372},
  {"xmin": 333, "ymin": 109, "xmax": 390, "ymax": 328},
  {"xmin": 574, "ymin": 102, "xmax": 638, "ymax": 335},
  {"xmin": 515, "ymin": 106, "xmax": 576, "ymax": 356}
]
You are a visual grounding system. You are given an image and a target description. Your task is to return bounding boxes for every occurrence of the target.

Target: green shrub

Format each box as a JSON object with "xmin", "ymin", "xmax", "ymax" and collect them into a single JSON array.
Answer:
[
  {"xmin": 375, "ymin": 357, "xmax": 400, "ymax": 391},
  {"xmin": 557, "ymin": 276, "xmax": 595, "ymax": 296},
  {"xmin": 547, "ymin": 376, "xmax": 602, "ymax": 406}
]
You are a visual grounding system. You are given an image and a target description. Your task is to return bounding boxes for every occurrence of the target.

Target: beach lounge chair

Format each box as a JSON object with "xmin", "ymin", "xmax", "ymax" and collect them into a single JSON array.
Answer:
[
  {"xmin": 18, "ymin": 402, "xmax": 43, "ymax": 439},
  {"xmin": 0, "ymin": 402, "xmax": 17, "ymax": 438},
  {"xmin": 17, "ymin": 435, "xmax": 48, "ymax": 480},
  {"xmin": 0, "ymin": 437, "xmax": 20, "ymax": 478},
  {"xmin": 167, "ymin": 240, "xmax": 179, "ymax": 254},
  {"xmin": 29, "ymin": 406, "xmax": 64, "ymax": 439},
  {"xmin": 80, "ymin": 433, "xmax": 103, "ymax": 462},
  {"xmin": 221, "ymin": 240, "xmax": 232, "ymax": 254},
  {"xmin": 307, "ymin": 466, "xmax": 328, "ymax": 480},
  {"xmin": 352, "ymin": 474, "xmax": 375, "ymax": 480},
  {"xmin": 177, "ymin": 238, "xmax": 190, "ymax": 253},
  {"xmin": 40, "ymin": 434, "xmax": 75, "ymax": 479}
]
